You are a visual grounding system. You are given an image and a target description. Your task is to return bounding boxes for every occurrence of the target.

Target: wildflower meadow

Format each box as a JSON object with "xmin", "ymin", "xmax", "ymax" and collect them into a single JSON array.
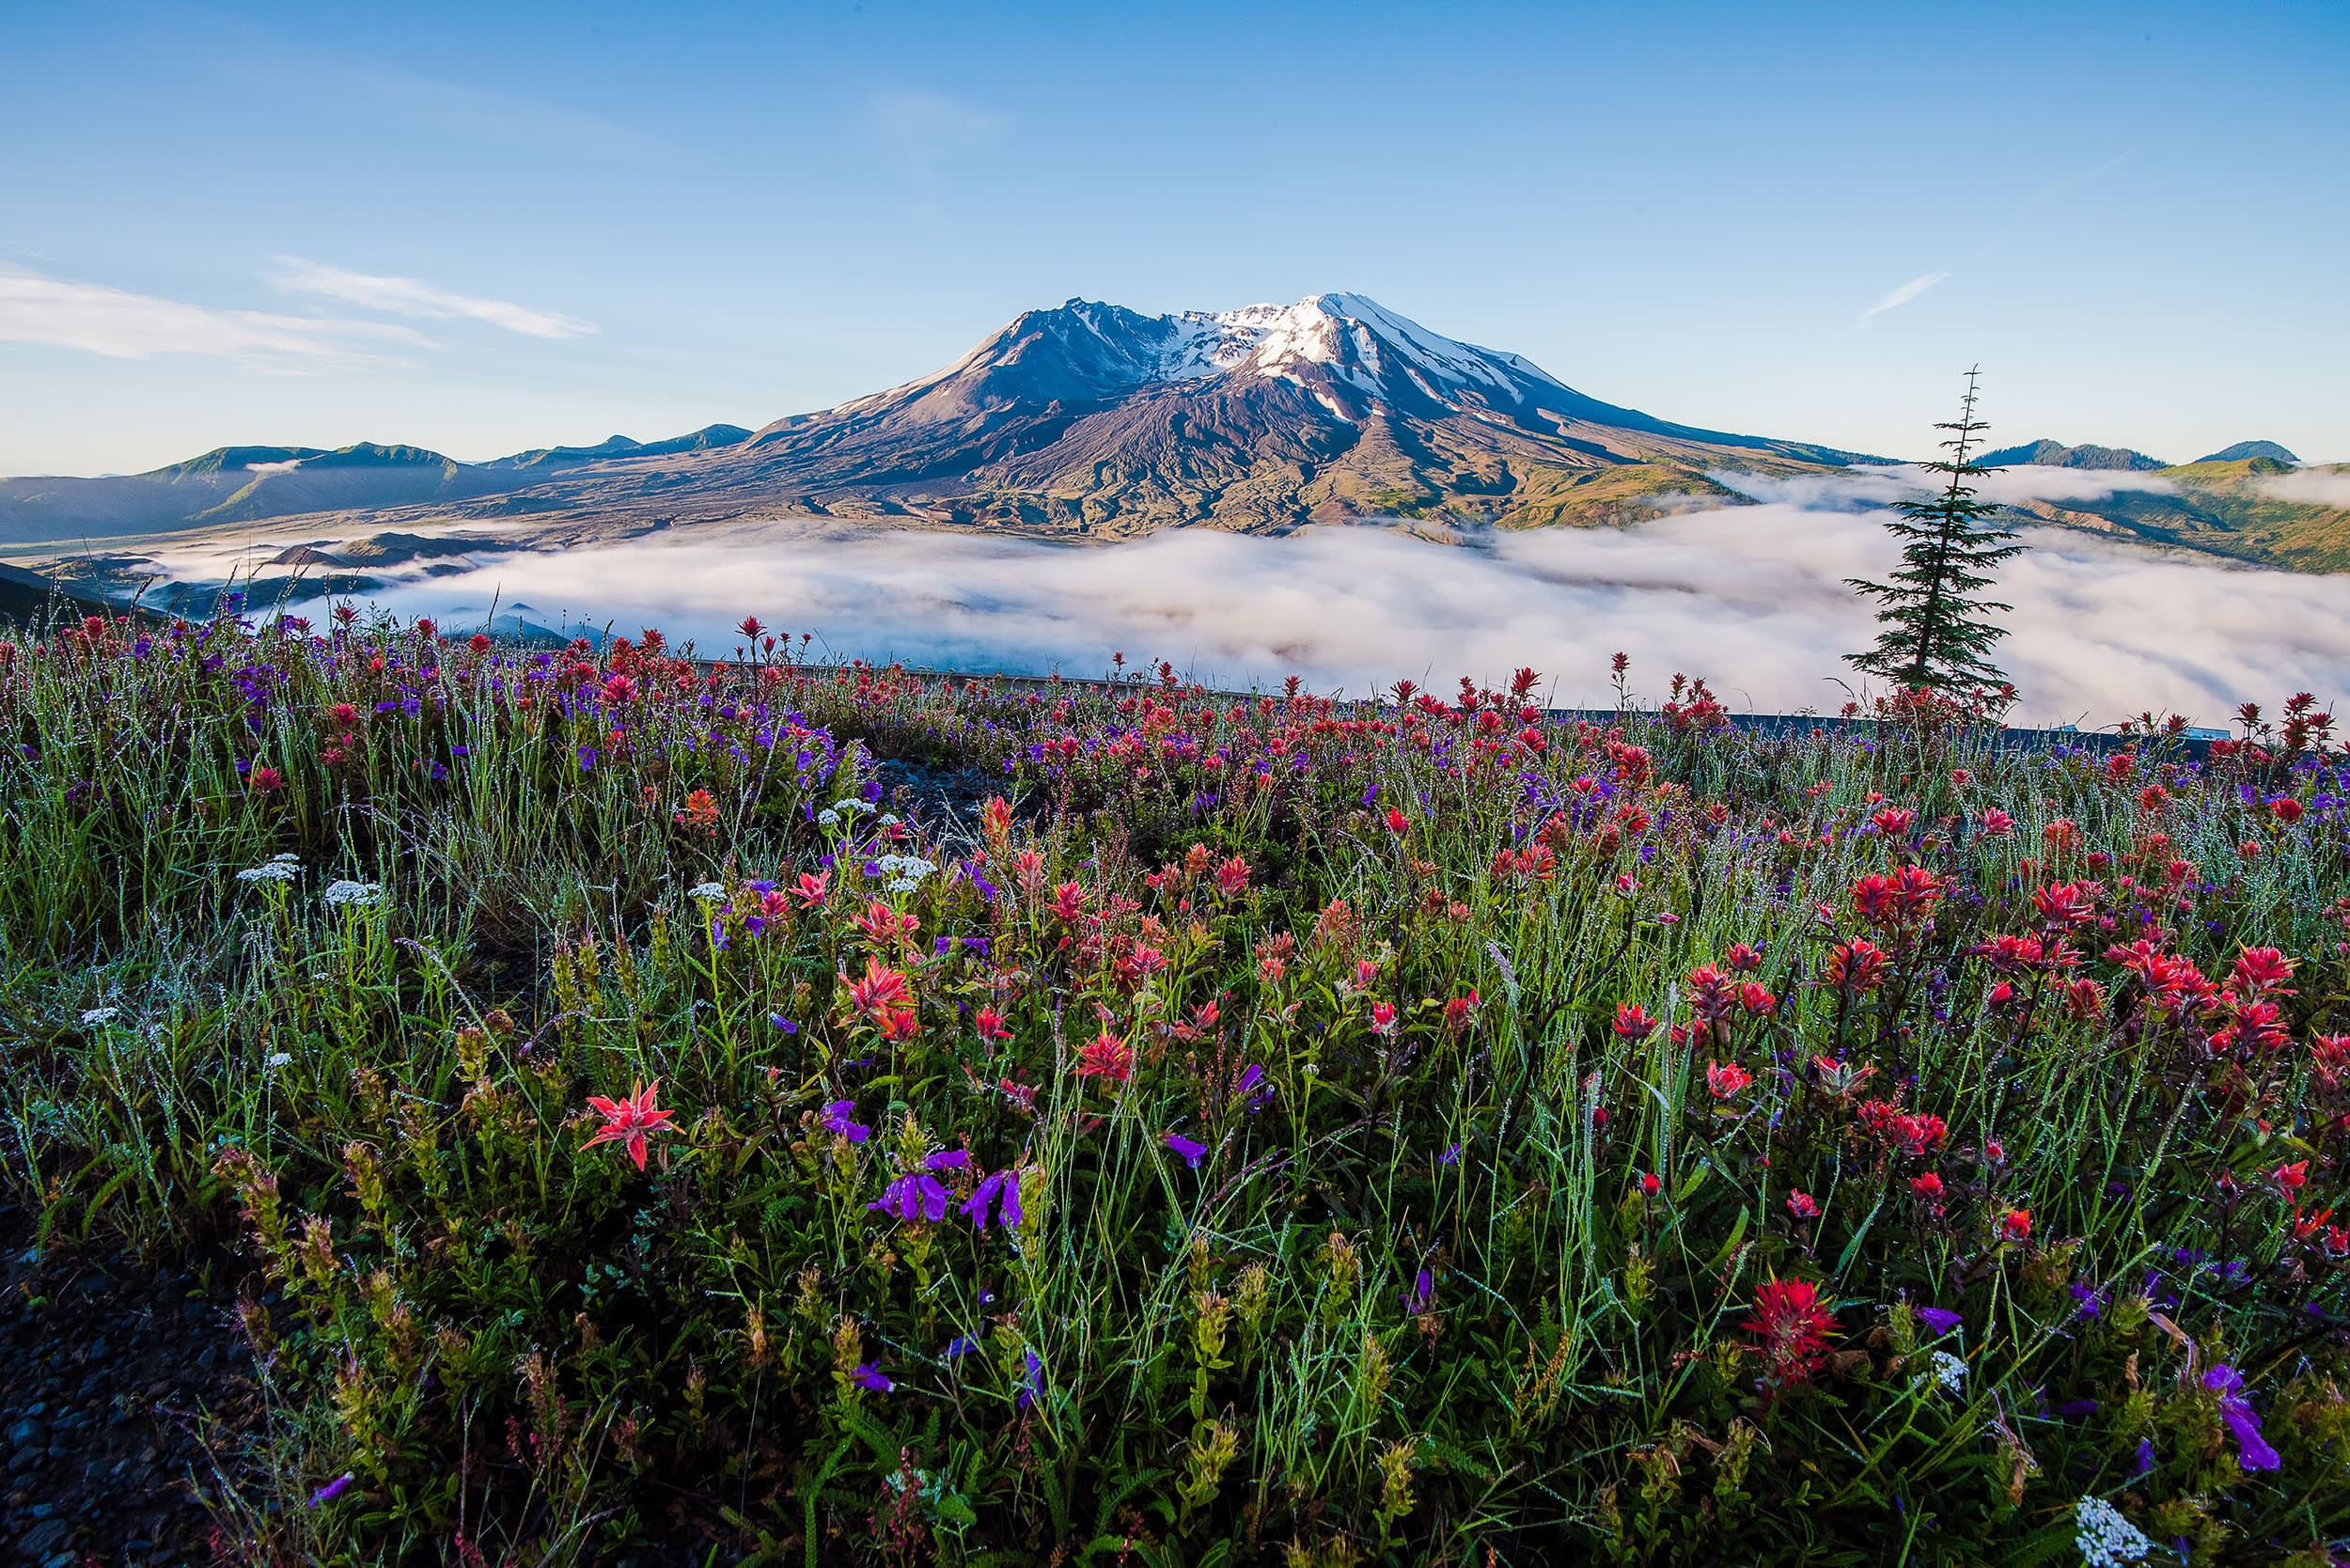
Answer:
[{"xmin": 4, "ymin": 604, "xmax": 2349, "ymax": 1566}]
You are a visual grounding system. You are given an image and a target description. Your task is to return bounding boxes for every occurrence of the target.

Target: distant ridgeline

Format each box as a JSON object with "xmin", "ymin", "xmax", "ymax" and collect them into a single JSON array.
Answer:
[{"xmin": 2, "ymin": 291, "xmax": 2341, "ymax": 568}]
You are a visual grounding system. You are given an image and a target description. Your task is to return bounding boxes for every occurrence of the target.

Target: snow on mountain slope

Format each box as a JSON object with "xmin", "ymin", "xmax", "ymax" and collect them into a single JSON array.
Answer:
[{"xmin": 831, "ymin": 292, "xmax": 1567, "ymax": 422}]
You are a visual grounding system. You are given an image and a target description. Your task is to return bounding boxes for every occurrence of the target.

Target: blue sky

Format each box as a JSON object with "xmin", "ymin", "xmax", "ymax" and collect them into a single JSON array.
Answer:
[{"xmin": 3, "ymin": 0, "xmax": 2342, "ymax": 477}]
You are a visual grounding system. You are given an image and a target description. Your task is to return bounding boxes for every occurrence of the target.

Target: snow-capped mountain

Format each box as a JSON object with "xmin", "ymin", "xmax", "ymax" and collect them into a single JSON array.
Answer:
[
  {"xmin": 827, "ymin": 291, "xmax": 1828, "ymax": 442},
  {"xmin": 710, "ymin": 292, "xmax": 1872, "ymax": 537},
  {"xmin": 1, "ymin": 293, "xmax": 1876, "ymax": 544}
]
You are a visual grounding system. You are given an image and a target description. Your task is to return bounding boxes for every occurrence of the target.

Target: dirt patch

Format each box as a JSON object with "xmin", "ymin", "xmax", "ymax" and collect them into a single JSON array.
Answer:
[{"xmin": 0, "ymin": 1207, "xmax": 255, "ymax": 1566}]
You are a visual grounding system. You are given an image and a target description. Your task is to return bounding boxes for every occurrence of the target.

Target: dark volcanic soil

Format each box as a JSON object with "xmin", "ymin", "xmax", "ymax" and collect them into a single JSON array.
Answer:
[{"xmin": 0, "ymin": 1206, "xmax": 253, "ymax": 1566}]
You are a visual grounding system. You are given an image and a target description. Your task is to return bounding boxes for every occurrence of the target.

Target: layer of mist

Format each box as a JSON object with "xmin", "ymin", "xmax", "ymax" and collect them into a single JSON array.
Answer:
[
  {"xmin": 124, "ymin": 463, "xmax": 2346, "ymax": 725},
  {"xmin": 297, "ymin": 508, "xmax": 2342, "ymax": 727}
]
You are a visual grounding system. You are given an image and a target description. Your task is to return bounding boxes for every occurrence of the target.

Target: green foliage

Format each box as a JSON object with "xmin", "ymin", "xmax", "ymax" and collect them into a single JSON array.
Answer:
[
  {"xmin": 0, "ymin": 610, "xmax": 2346, "ymax": 1564},
  {"xmin": 1845, "ymin": 369, "xmax": 2027, "ymax": 701}
]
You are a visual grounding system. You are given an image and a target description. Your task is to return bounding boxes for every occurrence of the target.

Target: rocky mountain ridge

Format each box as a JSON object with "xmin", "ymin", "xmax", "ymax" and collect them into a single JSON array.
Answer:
[{"xmin": 1, "ymin": 294, "xmax": 2339, "ymax": 569}]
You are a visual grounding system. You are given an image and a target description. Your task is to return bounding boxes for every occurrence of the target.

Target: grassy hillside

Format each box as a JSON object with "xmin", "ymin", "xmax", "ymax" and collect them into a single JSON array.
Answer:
[
  {"xmin": 2031, "ymin": 459, "xmax": 2350, "ymax": 572},
  {"xmin": 2, "ymin": 611, "xmax": 2347, "ymax": 1563}
]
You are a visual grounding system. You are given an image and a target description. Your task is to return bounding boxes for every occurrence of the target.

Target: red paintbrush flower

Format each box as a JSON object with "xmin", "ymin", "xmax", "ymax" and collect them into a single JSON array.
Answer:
[
  {"xmin": 1076, "ymin": 1030, "xmax": 1133, "ymax": 1084},
  {"xmin": 582, "ymin": 1079, "xmax": 678, "ymax": 1171},
  {"xmin": 840, "ymin": 955, "xmax": 911, "ymax": 1024},
  {"xmin": 1745, "ymin": 1276, "xmax": 1838, "ymax": 1391}
]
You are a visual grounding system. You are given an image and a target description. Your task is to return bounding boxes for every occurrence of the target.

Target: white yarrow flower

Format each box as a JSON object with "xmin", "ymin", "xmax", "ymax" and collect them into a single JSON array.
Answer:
[
  {"xmin": 879, "ymin": 812, "xmax": 901, "ymax": 826},
  {"xmin": 886, "ymin": 876, "xmax": 917, "ymax": 893},
  {"xmin": 265, "ymin": 1051, "xmax": 294, "ymax": 1070},
  {"xmin": 816, "ymin": 808, "xmax": 840, "ymax": 826},
  {"xmin": 2074, "ymin": 1497, "xmax": 2151, "ymax": 1566},
  {"xmin": 686, "ymin": 881, "xmax": 728, "ymax": 901},
  {"xmin": 80, "ymin": 1007, "xmax": 118, "ymax": 1027},
  {"xmin": 236, "ymin": 862, "xmax": 299, "ymax": 884},
  {"xmin": 321, "ymin": 880, "xmax": 384, "ymax": 907},
  {"xmin": 271, "ymin": 853, "xmax": 300, "ymax": 862},
  {"xmin": 1932, "ymin": 1350, "xmax": 1966, "ymax": 1394}
]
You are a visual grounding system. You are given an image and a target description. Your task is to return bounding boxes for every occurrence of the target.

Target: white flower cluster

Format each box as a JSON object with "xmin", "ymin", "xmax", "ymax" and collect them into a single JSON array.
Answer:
[
  {"xmin": 2074, "ymin": 1496, "xmax": 2152, "ymax": 1566},
  {"xmin": 236, "ymin": 861, "xmax": 299, "ymax": 884},
  {"xmin": 875, "ymin": 854, "xmax": 937, "ymax": 894},
  {"xmin": 686, "ymin": 881, "xmax": 728, "ymax": 901},
  {"xmin": 1931, "ymin": 1350, "xmax": 1966, "ymax": 1394},
  {"xmin": 819, "ymin": 796, "xmax": 878, "ymax": 828},
  {"xmin": 80, "ymin": 1007, "xmax": 118, "ymax": 1027},
  {"xmin": 265, "ymin": 1051, "xmax": 294, "ymax": 1071},
  {"xmin": 321, "ymin": 880, "xmax": 384, "ymax": 908}
]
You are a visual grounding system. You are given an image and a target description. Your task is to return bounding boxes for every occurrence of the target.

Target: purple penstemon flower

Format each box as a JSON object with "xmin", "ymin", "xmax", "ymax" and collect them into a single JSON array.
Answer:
[
  {"xmin": 1165, "ymin": 1132, "xmax": 1208, "ymax": 1169},
  {"xmin": 851, "ymin": 1362, "xmax": 893, "ymax": 1392},
  {"xmin": 1017, "ymin": 1347, "xmax": 1044, "ymax": 1410},
  {"xmin": 962, "ymin": 1168, "xmax": 1024, "ymax": 1230},
  {"xmin": 1916, "ymin": 1307, "xmax": 1963, "ymax": 1337},
  {"xmin": 308, "ymin": 1472, "xmax": 355, "ymax": 1508},
  {"xmin": 1438, "ymin": 1142, "xmax": 1463, "ymax": 1167},
  {"xmin": 870, "ymin": 1170, "xmax": 951, "ymax": 1223},
  {"xmin": 822, "ymin": 1101, "xmax": 870, "ymax": 1142},
  {"xmin": 2202, "ymin": 1364, "xmax": 2280, "ymax": 1470},
  {"xmin": 1402, "ymin": 1268, "xmax": 1435, "ymax": 1313},
  {"xmin": 1235, "ymin": 1063, "xmax": 1273, "ymax": 1111}
]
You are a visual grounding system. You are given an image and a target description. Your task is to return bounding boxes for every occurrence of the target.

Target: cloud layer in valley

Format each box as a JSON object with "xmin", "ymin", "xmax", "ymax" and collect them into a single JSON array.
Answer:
[
  {"xmin": 195, "ymin": 479, "xmax": 2344, "ymax": 728},
  {"xmin": 2262, "ymin": 468, "xmax": 2350, "ymax": 509}
]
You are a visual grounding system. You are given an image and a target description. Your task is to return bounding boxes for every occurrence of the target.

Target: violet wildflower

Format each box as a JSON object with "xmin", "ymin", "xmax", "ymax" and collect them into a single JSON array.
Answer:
[
  {"xmin": 2134, "ymin": 1437, "xmax": 2155, "ymax": 1477},
  {"xmin": 962, "ymin": 1168, "xmax": 1023, "ymax": 1230},
  {"xmin": 769, "ymin": 1013, "xmax": 799, "ymax": 1034},
  {"xmin": 926, "ymin": 1149, "xmax": 971, "ymax": 1171},
  {"xmin": 1917, "ymin": 1307, "xmax": 1963, "ymax": 1337},
  {"xmin": 2202, "ymin": 1365, "xmax": 2280, "ymax": 1470},
  {"xmin": 944, "ymin": 1335, "xmax": 979, "ymax": 1359},
  {"xmin": 1402, "ymin": 1268, "xmax": 1434, "ymax": 1313},
  {"xmin": 822, "ymin": 1101, "xmax": 870, "ymax": 1142},
  {"xmin": 851, "ymin": 1362, "xmax": 892, "ymax": 1393},
  {"xmin": 1438, "ymin": 1142, "xmax": 1463, "ymax": 1167},
  {"xmin": 1016, "ymin": 1347, "xmax": 1044, "ymax": 1410},
  {"xmin": 1165, "ymin": 1132, "xmax": 1208, "ymax": 1169},
  {"xmin": 870, "ymin": 1170, "xmax": 950, "ymax": 1223},
  {"xmin": 308, "ymin": 1472, "xmax": 354, "ymax": 1508},
  {"xmin": 1235, "ymin": 1063, "xmax": 1272, "ymax": 1111}
]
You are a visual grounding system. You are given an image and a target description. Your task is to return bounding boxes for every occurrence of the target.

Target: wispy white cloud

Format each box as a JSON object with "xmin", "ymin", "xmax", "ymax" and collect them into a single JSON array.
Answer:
[
  {"xmin": 870, "ymin": 88, "xmax": 1010, "ymax": 177},
  {"xmin": 214, "ymin": 48, "xmax": 674, "ymax": 161},
  {"xmin": 0, "ymin": 268, "xmax": 426, "ymax": 368},
  {"xmin": 1857, "ymin": 270, "xmax": 1950, "ymax": 328},
  {"xmin": 272, "ymin": 259, "xmax": 596, "ymax": 340}
]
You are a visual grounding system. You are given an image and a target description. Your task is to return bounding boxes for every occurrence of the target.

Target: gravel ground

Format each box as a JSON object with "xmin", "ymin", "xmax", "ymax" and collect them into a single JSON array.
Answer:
[
  {"xmin": 871, "ymin": 755, "xmax": 1008, "ymax": 839},
  {"xmin": 0, "ymin": 1205, "xmax": 255, "ymax": 1566}
]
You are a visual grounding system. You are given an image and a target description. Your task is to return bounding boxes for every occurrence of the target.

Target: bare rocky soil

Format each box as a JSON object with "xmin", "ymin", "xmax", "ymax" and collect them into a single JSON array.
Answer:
[{"xmin": 0, "ymin": 1206, "xmax": 254, "ymax": 1566}]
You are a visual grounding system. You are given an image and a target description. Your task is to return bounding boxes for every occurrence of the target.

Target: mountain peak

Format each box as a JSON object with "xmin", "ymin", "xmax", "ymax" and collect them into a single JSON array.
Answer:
[
  {"xmin": 2196, "ymin": 440, "xmax": 2297, "ymax": 464},
  {"xmin": 1979, "ymin": 438, "xmax": 2167, "ymax": 471}
]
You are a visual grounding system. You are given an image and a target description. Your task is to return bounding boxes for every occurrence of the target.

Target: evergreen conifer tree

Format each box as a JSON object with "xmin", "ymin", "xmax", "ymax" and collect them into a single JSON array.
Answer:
[{"xmin": 1844, "ymin": 368, "xmax": 2024, "ymax": 698}]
